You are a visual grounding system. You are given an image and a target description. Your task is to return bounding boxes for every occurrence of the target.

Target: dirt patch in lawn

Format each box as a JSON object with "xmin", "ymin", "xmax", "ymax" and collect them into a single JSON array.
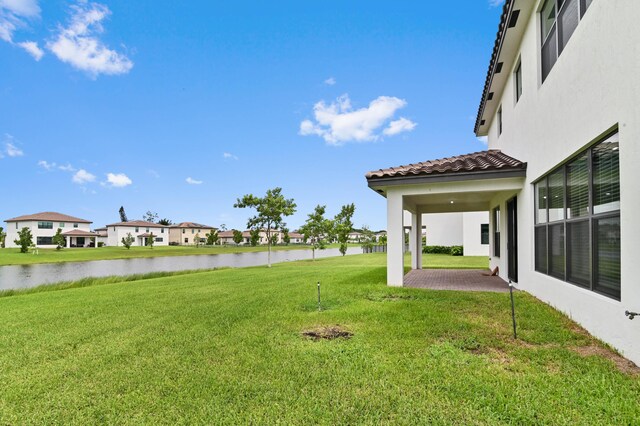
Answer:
[
  {"xmin": 302, "ymin": 326, "xmax": 353, "ymax": 341},
  {"xmin": 572, "ymin": 345, "xmax": 640, "ymax": 375}
]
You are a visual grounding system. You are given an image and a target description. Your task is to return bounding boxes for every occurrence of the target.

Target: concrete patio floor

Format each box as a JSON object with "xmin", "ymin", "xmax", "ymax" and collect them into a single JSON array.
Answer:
[{"xmin": 404, "ymin": 269, "xmax": 511, "ymax": 293}]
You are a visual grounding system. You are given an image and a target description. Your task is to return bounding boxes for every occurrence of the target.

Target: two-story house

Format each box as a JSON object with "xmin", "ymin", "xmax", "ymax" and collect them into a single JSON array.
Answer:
[
  {"xmin": 168, "ymin": 222, "xmax": 216, "ymax": 245},
  {"xmin": 4, "ymin": 212, "xmax": 97, "ymax": 248},
  {"xmin": 366, "ymin": 0, "xmax": 639, "ymax": 365},
  {"xmin": 105, "ymin": 220, "xmax": 169, "ymax": 247}
]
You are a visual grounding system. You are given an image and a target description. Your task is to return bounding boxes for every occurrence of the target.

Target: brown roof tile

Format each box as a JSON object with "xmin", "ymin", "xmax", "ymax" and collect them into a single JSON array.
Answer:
[
  {"xmin": 366, "ymin": 150, "xmax": 525, "ymax": 180},
  {"xmin": 105, "ymin": 220, "xmax": 167, "ymax": 228},
  {"xmin": 61, "ymin": 229, "xmax": 98, "ymax": 237},
  {"xmin": 5, "ymin": 211, "xmax": 92, "ymax": 223},
  {"xmin": 169, "ymin": 222, "xmax": 214, "ymax": 229}
]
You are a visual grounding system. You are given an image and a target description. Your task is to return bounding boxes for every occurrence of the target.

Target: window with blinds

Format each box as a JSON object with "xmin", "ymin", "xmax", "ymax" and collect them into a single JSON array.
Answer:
[
  {"xmin": 493, "ymin": 207, "xmax": 501, "ymax": 257},
  {"xmin": 540, "ymin": 0, "xmax": 593, "ymax": 82},
  {"xmin": 533, "ymin": 130, "xmax": 620, "ymax": 300}
]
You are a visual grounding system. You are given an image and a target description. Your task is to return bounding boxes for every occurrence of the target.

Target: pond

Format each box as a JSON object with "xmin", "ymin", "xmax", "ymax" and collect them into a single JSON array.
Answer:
[{"xmin": 0, "ymin": 247, "xmax": 362, "ymax": 291}]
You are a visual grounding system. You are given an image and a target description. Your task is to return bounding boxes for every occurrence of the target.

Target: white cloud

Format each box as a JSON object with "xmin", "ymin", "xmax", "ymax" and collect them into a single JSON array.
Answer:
[
  {"xmin": 5, "ymin": 142, "xmax": 23, "ymax": 156},
  {"xmin": 489, "ymin": 0, "xmax": 505, "ymax": 7},
  {"xmin": 72, "ymin": 168, "xmax": 96, "ymax": 184},
  {"xmin": 299, "ymin": 94, "xmax": 416, "ymax": 145},
  {"xmin": 17, "ymin": 40, "xmax": 43, "ymax": 60},
  {"xmin": 223, "ymin": 152, "xmax": 238, "ymax": 160},
  {"xmin": 58, "ymin": 163, "xmax": 76, "ymax": 172},
  {"xmin": 383, "ymin": 117, "xmax": 417, "ymax": 136},
  {"xmin": 37, "ymin": 160, "xmax": 56, "ymax": 170},
  {"xmin": 324, "ymin": 77, "xmax": 336, "ymax": 86},
  {"xmin": 105, "ymin": 172, "xmax": 132, "ymax": 187},
  {"xmin": 0, "ymin": 0, "xmax": 40, "ymax": 43},
  {"xmin": 47, "ymin": 2, "xmax": 133, "ymax": 77},
  {"xmin": 477, "ymin": 136, "xmax": 488, "ymax": 145},
  {"xmin": 186, "ymin": 177, "xmax": 203, "ymax": 185}
]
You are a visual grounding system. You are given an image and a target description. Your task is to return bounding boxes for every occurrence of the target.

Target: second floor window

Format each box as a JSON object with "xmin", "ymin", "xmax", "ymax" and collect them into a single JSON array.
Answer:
[
  {"xmin": 497, "ymin": 106, "xmax": 503, "ymax": 135},
  {"xmin": 514, "ymin": 60, "xmax": 522, "ymax": 102},
  {"xmin": 541, "ymin": 0, "xmax": 593, "ymax": 82}
]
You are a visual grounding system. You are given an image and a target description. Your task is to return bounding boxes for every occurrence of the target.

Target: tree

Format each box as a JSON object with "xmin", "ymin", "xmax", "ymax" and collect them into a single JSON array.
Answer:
[
  {"xmin": 360, "ymin": 225, "xmax": 376, "ymax": 252},
  {"xmin": 282, "ymin": 228, "xmax": 290, "ymax": 245},
  {"xmin": 52, "ymin": 228, "xmax": 66, "ymax": 250},
  {"xmin": 249, "ymin": 228, "xmax": 260, "ymax": 247},
  {"xmin": 0, "ymin": 226, "xmax": 6, "ymax": 248},
  {"xmin": 193, "ymin": 233, "xmax": 201, "ymax": 247},
  {"xmin": 121, "ymin": 232, "xmax": 135, "ymax": 249},
  {"xmin": 334, "ymin": 203, "xmax": 355, "ymax": 256},
  {"xmin": 232, "ymin": 229, "xmax": 243, "ymax": 245},
  {"xmin": 119, "ymin": 206, "xmax": 128, "ymax": 222},
  {"xmin": 300, "ymin": 205, "xmax": 333, "ymax": 261},
  {"xmin": 14, "ymin": 227, "xmax": 33, "ymax": 253},
  {"xmin": 143, "ymin": 211, "xmax": 159, "ymax": 223},
  {"xmin": 146, "ymin": 232, "xmax": 155, "ymax": 249},
  {"xmin": 234, "ymin": 187, "xmax": 297, "ymax": 267},
  {"xmin": 158, "ymin": 218, "xmax": 173, "ymax": 226},
  {"xmin": 270, "ymin": 233, "xmax": 279, "ymax": 246},
  {"xmin": 219, "ymin": 224, "xmax": 228, "ymax": 231},
  {"xmin": 206, "ymin": 229, "xmax": 219, "ymax": 245},
  {"xmin": 379, "ymin": 234, "xmax": 388, "ymax": 245}
]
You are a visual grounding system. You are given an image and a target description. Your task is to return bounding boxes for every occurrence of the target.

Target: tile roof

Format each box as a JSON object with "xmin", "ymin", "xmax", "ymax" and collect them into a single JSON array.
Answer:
[
  {"xmin": 474, "ymin": 0, "xmax": 513, "ymax": 134},
  {"xmin": 170, "ymin": 222, "xmax": 214, "ymax": 229},
  {"xmin": 366, "ymin": 150, "xmax": 526, "ymax": 180},
  {"xmin": 105, "ymin": 220, "xmax": 167, "ymax": 228},
  {"xmin": 5, "ymin": 211, "xmax": 92, "ymax": 223},
  {"xmin": 61, "ymin": 229, "xmax": 98, "ymax": 237}
]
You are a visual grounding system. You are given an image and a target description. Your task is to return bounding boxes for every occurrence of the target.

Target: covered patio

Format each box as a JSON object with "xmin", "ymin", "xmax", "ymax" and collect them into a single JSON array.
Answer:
[
  {"xmin": 62, "ymin": 229, "xmax": 98, "ymax": 248},
  {"xmin": 366, "ymin": 150, "xmax": 527, "ymax": 287}
]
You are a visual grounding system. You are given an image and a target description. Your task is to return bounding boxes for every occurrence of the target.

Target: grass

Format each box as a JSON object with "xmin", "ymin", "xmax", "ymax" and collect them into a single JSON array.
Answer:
[
  {"xmin": 0, "ymin": 254, "xmax": 637, "ymax": 424},
  {"xmin": 0, "ymin": 243, "xmax": 351, "ymax": 266}
]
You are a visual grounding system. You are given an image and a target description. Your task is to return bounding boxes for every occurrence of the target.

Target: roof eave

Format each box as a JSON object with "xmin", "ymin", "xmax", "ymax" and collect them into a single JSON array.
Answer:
[{"xmin": 367, "ymin": 167, "xmax": 527, "ymax": 192}]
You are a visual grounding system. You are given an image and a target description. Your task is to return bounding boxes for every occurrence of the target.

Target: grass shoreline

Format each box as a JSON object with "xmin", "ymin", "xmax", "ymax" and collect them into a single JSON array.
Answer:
[{"xmin": 0, "ymin": 243, "xmax": 354, "ymax": 266}]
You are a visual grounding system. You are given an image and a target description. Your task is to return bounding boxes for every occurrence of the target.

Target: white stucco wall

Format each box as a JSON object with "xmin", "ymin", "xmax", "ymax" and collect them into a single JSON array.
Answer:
[
  {"xmin": 485, "ymin": 0, "xmax": 640, "ymax": 364},
  {"xmin": 4, "ymin": 221, "xmax": 91, "ymax": 248},
  {"xmin": 107, "ymin": 225, "xmax": 169, "ymax": 247},
  {"xmin": 403, "ymin": 212, "xmax": 490, "ymax": 256}
]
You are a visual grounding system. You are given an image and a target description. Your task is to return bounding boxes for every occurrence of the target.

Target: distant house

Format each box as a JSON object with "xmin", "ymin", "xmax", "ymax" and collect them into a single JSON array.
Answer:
[
  {"xmin": 288, "ymin": 232, "xmax": 305, "ymax": 244},
  {"xmin": 3, "ymin": 212, "xmax": 98, "ymax": 248},
  {"xmin": 347, "ymin": 231, "xmax": 363, "ymax": 243},
  {"xmin": 168, "ymin": 222, "xmax": 216, "ymax": 245},
  {"xmin": 218, "ymin": 229, "xmax": 284, "ymax": 245},
  {"xmin": 94, "ymin": 227, "xmax": 108, "ymax": 246},
  {"xmin": 105, "ymin": 220, "xmax": 169, "ymax": 246}
]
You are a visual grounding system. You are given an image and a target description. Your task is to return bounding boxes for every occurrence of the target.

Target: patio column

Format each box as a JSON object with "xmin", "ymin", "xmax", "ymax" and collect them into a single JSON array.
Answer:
[
  {"xmin": 66, "ymin": 236, "xmax": 70, "ymax": 248},
  {"xmin": 386, "ymin": 190, "xmax": 404, "ymax": 287},
  {"xmin": 411, "ymin": 212, "xmax": 422, "ymax": 270}
]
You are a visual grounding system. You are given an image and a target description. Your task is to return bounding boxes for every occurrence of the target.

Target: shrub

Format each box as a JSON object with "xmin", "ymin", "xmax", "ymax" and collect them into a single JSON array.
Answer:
[
  {"xmin": 422, "ymin": 245, "xmax": 452, "ymax": 255},
  {"xmin": 450, "ymin": 246, "xmax": 464, "ymax": 256},
  {"xmin": 97, "ymin": 242, "xmax": 105, "ymax": 247}
]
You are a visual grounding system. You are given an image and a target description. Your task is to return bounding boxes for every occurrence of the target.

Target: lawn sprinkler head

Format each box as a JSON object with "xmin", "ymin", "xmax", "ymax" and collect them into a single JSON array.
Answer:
[{"xmin": 625, "ymin": 311, "xmax": 638, "ymax": 320}]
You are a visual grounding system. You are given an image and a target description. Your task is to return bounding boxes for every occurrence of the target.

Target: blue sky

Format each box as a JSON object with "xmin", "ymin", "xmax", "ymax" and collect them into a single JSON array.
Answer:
[{"xmin": 1, "ymin": 0, "xmax": 504, "ymax": 231}]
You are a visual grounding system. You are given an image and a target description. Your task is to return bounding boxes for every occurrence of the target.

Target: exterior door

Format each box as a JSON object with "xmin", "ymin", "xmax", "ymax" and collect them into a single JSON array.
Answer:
[{"xmin": 507, "ymin": 197, "xmax": 518, "ymax": 283}]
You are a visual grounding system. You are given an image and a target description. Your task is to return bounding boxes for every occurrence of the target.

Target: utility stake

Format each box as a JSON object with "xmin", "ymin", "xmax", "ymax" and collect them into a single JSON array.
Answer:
[
  {"xmin": 509, "ymin": 280, "xmax": 517, "ymax": 339},
  {"xmin": 317, "ymin": 281, "xmax": 321, "ymax": 312}
]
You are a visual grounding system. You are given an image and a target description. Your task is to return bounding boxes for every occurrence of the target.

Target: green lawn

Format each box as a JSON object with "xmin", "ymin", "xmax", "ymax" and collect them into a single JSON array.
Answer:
[
  {"xmin": 0, "ymin": 254, "xmax": 637, "ymax": 424},
  {"xmin": 0, "ymin": 244, "xmax": 348, "ymax": 266}
]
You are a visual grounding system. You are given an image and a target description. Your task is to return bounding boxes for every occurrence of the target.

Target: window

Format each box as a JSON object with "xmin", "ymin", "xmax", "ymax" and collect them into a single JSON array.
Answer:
[
  {"xmin": 184, "ymin": 238, "xmax": 189, "ymax": 243},
  {"xmin": 155, "ymin": 237, "xmax": 163, "ymax": 243},
  {"xmin": 541, "ymin": 0, "xmax": 592, "ymax": 82},
  {"xmin": 514, "ymin": 60, "xmax": 523, "ymax": 102},
  {"xmin": 146, "ymin": 228, "xmax": 150, "ymax": 232},
  {"xmin": 481, "ymin": 224, "xmax": 490, "ymax": 245},
  {"xmin": 135, "ymin": 227, "xmax": 139, "ymax": 232},
  {"xmin": 36, "ymin": 236, "xmax": 54, "ymax": 245},
  {"xmin": 183, "ymin": 229, "xmax": 185, "ymax": 234},
  {"xmin": 73, "ymin": 223, "xmax": 78, "ymax": 228},
  {"xmin": 493, "ymin": 207, "xmax": 501, "ymax": 257},
  {"xmin": 15, "ymin": 223, "xmax": 18, "ymax": 229},
  {"xmin": 534, "ymin": 131, "xmax": 620, "ymax": 299},
  {"xmin": 497, "ymin": 106, "xmax": 503, "ymax": 135},
  {"xmin": 60, "ymin": 223, "xmax": 65, "ymax": 228},
  {"xmin": 161, "ymin": 228, "xmax": 164, "ymax": 234},
  {"xmin": 38, "ymin": 221, "xmax": 53, "ymax": 229},
  {"xmin": 192, "ymin": 229, "xmax": 195, "ymax": 234}
]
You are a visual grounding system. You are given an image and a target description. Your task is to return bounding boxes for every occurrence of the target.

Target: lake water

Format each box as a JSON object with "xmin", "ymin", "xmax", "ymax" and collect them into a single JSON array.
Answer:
[{"xmin": 0, "ymin": 247, "xmax": 362, "ymax": 291}]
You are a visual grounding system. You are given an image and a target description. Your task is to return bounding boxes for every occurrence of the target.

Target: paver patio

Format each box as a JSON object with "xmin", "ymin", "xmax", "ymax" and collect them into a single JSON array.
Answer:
[{"xmin": 404, "ymin": 269, "xmax": 511, "ymax": 292}]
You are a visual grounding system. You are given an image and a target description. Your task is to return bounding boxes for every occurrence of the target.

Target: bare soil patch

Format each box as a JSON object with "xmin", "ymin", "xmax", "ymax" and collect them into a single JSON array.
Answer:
[
  {"xmin": 572, "ymin": 345, "xmax": 640, "ymax": 376},
  {"xmin": 302, "ymin": 326, "xmax": 353, "ymax": 341}
]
